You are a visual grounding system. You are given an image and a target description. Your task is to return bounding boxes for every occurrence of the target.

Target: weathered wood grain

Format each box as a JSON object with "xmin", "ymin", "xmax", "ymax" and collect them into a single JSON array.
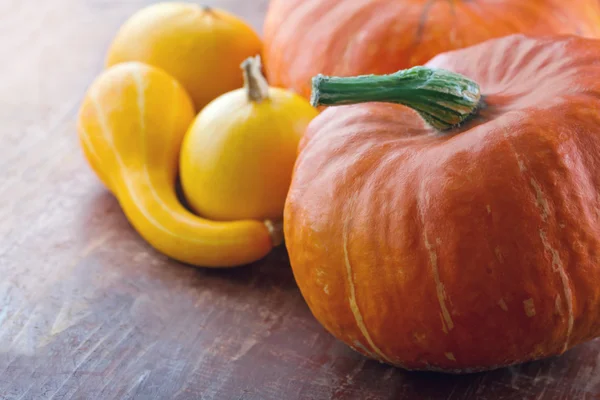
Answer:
[{"xmin": 1, "ymin": 1, "xmax": 600, "ymax": 399}]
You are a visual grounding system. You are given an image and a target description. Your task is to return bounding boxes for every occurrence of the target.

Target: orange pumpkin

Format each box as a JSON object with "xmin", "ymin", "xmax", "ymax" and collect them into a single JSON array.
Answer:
[
  {"xmin": 263, "ymin": 0, "xmax": 600, "ymax": 99},
  {"xmin": 283, "ymin": 34, "xmax": 600, "ymax": 373}
]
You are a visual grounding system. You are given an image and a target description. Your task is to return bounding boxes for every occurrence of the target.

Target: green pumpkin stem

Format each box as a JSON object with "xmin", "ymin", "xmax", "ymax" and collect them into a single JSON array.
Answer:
[{"xmin": 310, "ymin": 66, "xmax": 482, "ymax": 131}]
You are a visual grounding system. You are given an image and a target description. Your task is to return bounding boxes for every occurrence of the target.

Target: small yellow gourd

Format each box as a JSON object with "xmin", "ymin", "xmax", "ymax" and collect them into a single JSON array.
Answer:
[
  {"xmin": 179, "ymin": 56, "xmax": 319, "ymax": 222},
  {"xmin": 77, "ymin": 62, "xmax": 281, "ymax": 268},
  {"xmin": 105, "ymin": 2, "xmax": 263, "ymax": 111}
]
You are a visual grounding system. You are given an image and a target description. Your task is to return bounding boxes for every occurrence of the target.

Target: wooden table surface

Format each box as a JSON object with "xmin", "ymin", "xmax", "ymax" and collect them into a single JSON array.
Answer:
[{"xmin": 2, "ymin": 1, "xmax": 600, "ymax": 399}]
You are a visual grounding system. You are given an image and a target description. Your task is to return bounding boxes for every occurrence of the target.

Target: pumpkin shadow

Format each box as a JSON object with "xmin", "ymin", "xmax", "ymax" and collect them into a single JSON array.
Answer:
[
  {"xmin": 190, "ymin": 245, "xmax": 298, "ymax": 292},
  {"xmin": 172, "ymin": 178, "xmax": 299, "ymax": 291},
  {"xmin": 338, "ymin": 346, "xmax": 581, "ymax": 399}
]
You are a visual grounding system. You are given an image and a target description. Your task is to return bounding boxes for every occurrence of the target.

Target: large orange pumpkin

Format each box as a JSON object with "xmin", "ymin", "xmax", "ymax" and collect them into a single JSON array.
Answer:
[
  {"xmin": 283, "ymin": 34, "xmax": 600, "ymax": 373},
  {"xmin": 263, "ymin": 0, "xmax": 600, "ymax": 99}
]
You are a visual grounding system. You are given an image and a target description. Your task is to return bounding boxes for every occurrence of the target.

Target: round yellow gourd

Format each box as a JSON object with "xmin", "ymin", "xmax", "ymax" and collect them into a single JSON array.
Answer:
[
  {"xmin": 105, "ymin": 2, "xmax": 263, "ymax": 111},
  {"xmin": 180, "ymin": 56, "xmax": 319, "ymax": 222},
  {"xmin": 77, "ymin": 61, "xmax": 281, "ymax": 268}
]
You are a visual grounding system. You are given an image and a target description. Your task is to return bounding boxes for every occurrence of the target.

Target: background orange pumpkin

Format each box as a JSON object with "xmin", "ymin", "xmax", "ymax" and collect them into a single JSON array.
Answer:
[
  {"xmin": 263, "ymin": 0, "xmax": 600, "ymax": 99},
  {"xmin": 283, "ymin": 34, "xmax": 600, "ymax": 372}
]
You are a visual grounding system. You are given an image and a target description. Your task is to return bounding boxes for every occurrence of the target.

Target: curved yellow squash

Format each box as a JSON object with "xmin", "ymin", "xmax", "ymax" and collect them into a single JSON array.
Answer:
[{"xmin": 77, "ymin": 62, "xmax": 280, "ymax": 267}]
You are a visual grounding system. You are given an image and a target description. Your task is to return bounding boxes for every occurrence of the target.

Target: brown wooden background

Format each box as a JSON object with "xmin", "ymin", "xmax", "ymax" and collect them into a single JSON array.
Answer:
[{"xmin": 1, "ymin": 0, "xmax": 600, "ymax": 399}]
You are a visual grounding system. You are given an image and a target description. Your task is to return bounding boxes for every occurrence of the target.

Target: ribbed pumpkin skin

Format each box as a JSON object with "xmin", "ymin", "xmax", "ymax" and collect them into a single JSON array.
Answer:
[
  {"xmin": 283, "ymin": 35, "xmax": 600, "ymax": 373},
  {"xmin": 264, "ymin": 0, "xmax": 600, "ymax": 99}
]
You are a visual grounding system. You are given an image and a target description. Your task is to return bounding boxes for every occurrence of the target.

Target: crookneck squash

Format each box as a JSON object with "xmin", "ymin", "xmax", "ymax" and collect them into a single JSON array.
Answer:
[
  {"xmin": 263, "ymin": 0, "xmax": 600, "ymax": 99},
  {"xmin": 284, "ymin": 34, "xmax": 600, "ymax": 372},
  {"xmin": 78, "ymin": 62, "xmax": 281, "ymax": 268}
]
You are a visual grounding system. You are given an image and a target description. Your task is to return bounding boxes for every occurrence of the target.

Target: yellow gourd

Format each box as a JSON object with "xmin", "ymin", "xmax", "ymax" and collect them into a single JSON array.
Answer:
[
  {"xmin": 77, "ymin": 62, "xmax": 281, "ymax": 268},
  {"xmin": 179, "ymin": 56, "xmax": 319, "ymax": 222},
  {"xmin": 105, "ymin": 2, "xmax": 263, "ymax": 111}
]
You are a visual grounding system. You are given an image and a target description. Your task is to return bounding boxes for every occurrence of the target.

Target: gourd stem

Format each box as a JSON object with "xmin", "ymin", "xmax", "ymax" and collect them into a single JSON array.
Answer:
[
  {"xmin": 311, "ymin": 66, "xmax": 482, "ymax": 131},
  {"xmin": 264, "ymin": 220, "xmax": 284, "ymax": 247},
  {"xmin": 241, "ymin": 55, "xmax": 270, "ymax": 103}
]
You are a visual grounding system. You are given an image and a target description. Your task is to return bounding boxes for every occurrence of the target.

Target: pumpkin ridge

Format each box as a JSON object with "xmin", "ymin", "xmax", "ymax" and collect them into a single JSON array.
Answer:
[
  {"xmin": 413, "ymin": 0, "xmax": 436, "ymax": 46},
  {"xmin": 417, "ymin": 175, "xmax": 455, "ymax": 335},
  {"xmin": 284, "ymin": 0, "xmax": 350, "ymax": 94},
  {"xmin": 550, "ymin": 113, "xmax": 600, "ymax": 346},
  {"xmin": 529, "ymin": 178, "xmax": 550, "ymax": 222},
  {"xmin": 423, "ymin": 232, "xmax": 454, "ymax": 333},
  {"xmin": 500, "ymin": 125, "xmax": 574, "ymax": 354},
  {"xmin": 456, "ymin": 1, "xmax": 498, "ymax": 43},
  {"xmin": 492, "ymin": 3, "xmax": 526, "ymax": 35},
  {"xmin": 337, "ymin": 1, "xmax": 402, "ymax": 76},
  {"xmin": 342, "ymin": 204, "xmax": 394, "ymax": 364},
  {"xmin": 539, "ymin": 229, "xmax": 574, "ymax": 352},
  {"xmin": 316, "ymin": 0, "xmax": 377, "ymax": 80},
  {"xmin": 265, "ymin": 0, "xmax": 321, "ymax": 86}
]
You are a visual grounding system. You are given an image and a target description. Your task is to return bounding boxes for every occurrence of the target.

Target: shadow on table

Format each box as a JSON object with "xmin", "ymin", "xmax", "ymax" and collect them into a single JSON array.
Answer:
[
  {"xmin": 59, "ymin": 188, "xmax": 600, "ymax": 400},
  {"xmin": 320, "ymin": 341, "xmax": 599, "ymax": 399}
]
